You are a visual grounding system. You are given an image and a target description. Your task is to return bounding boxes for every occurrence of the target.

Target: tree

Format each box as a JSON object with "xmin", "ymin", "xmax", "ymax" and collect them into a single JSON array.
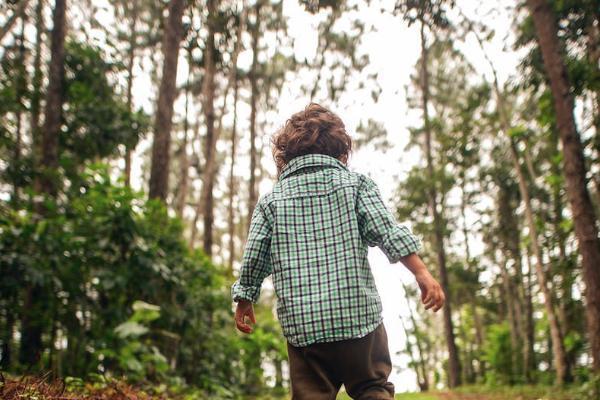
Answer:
[
  {"xmin": 396, "ymin": 0, "xmax": 462, "ymax": 386},
  {"xmin": 526, "ymin": 0, "xmax": 600, "ymax": 373},
  {"xmin": 148, "ymin": 0, "xmax": 187, "ymax": 201},
  {"xmin": 247, "ymin": 0, "xmax": 262, "ymax": 227},
  {"xmin": 199, "ymin": 0, "xmax": 218, "ymax": 256},
  {"xmin": 21, "ymin": 0, "xmax": 67, "ymax": 368}
]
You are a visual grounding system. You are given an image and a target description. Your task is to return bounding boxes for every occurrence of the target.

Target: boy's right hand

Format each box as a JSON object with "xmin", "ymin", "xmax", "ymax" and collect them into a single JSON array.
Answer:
[
  {"xmin": 415, "ymin": 270, "xmax": 445, "ymax": 312},
  {"xmin": 235, "ymin": 299, "xmax": 256, "ymax": 333}
]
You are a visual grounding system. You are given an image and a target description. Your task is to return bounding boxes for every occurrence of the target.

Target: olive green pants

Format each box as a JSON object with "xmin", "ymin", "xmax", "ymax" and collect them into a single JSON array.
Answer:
[{"xmin": 286, "ymin": 322, "xmax": 395, "ymax": 400}]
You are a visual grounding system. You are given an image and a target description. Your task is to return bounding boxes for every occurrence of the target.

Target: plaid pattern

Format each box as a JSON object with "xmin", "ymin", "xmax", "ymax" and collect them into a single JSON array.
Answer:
[{"xmin": 231, "ymin": 154, "xmax": 422, "ymax": 346}]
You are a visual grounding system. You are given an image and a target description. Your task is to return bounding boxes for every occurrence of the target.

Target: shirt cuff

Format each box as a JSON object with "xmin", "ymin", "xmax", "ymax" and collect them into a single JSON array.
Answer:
[
  {"xmin": 380, "ymin": 224, "xmax": 422, "ymax": 263},
  {"xmin": 231, "ymin": 280, "xmax": 261, "ymax": 303}
]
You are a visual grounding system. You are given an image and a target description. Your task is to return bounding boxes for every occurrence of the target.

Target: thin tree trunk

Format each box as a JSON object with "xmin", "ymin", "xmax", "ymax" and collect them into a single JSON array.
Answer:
[
  {"xmin": 124, "ymin": 0, "xmax": 139, "ymax": 187},
  {"xmin": 419, "ymin": 19, "xmax": 461, "ymax": 388},
  {"xmin": 148, "ymin": 0, "xmax": 187, "ymax": 201},
  {"xmin": 472, "ymin": 22, "xmax": 570, "ymax": 383},
  {"xmin": 510, "ymin": 136, "xmax": 570, "ymax": 383},
  {"xmin": 175, "ymin": 128, "xmax": 189, "ymax": 217},
  {"xmin": 36, "ymin": 0, "xmax": 66, "ymax": 197},
  {"xmin": 200, "ymin": 0, "xmax": 218, "ymax": 256},
  {"xmin": 527, "ymin": 0, "xmax": 600, "ymax": 373},
  {"xmin": 175, "ymin": 47, "xmax": 192, "ymax": 218},
  {"xmin": 228, "ymin": 77, "xmax": 240, "ymax": 274},
  {"xmin": 30, "ymin": 0, "xmax": 45, "ymax": 173},
  {"xmin": 22, "ymin": 0, "xmax": 66, "ymax": 368},
  {"xmin": 12, "ymin": 14, "xmax": 27, "ymax": 208},
  {"xmin": 189, "ymin": 121, "xmax": 202, "ymax": 248},
  {"xmin": 247, "ymin": 0, "xmax": 261, "ymax": 227},
  {"xmin": 524, "ymin": 241, "xmax": 537, "ymax": 378}
]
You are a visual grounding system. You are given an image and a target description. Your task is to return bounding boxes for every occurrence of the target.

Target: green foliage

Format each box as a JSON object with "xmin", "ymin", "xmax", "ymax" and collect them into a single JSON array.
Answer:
[
  {"xmin": 61, "ymin": 41, "xmax": 149, "ymax": 165},
  {"xmin": 0, "ymin": 165, "xmax": 249, "ymax": 395},
  {"xmin": 483, "ymin": 323, "xmax": 514, "ymax": 385}
]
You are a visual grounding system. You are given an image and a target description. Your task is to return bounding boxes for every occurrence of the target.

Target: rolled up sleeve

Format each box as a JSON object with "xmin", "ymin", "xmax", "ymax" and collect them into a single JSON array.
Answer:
[
  {"xmin": 356, "ymin": 174, "xmax": 422, "ymax": 263},
  {"xmin": 231, "ymin": 199, "xmax": 273, "ymax": 303}
]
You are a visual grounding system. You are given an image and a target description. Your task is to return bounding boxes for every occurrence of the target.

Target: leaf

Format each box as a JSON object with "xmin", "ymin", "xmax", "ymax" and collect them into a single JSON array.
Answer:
[{"xmin": 114, "ymin": 321, "xmax": 148, "ymax": 338}]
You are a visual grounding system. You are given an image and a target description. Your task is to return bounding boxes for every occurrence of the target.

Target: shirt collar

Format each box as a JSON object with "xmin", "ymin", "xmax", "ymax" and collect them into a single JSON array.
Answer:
[{"xmin": 278, "ymin": 154, "xmax": 348, "ymax": 181}]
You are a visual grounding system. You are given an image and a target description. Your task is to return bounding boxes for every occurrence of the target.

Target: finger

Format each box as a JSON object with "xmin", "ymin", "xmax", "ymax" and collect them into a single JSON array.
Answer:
[
  {"xmin": 248, "ymin": 308, "xmax": 256, "ymax": 324},
  {"xmin": 236, "ymin": 318, "xmax": 252, "ymax": 333},
  {"xmin": 422, "ymin": 289, "xmax": 432, "ymax": 306},
  {"xmin": 235, "ymin": 313, "xmax": 253, "ymax": 333},
  {"xmin": 424, "ymin": 297, "xmax": 435, "ymax": 310}
]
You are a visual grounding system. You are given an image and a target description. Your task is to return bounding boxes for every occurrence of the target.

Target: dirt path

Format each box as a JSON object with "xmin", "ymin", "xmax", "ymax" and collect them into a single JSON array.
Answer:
[{"xmin": 435, "ymin": 393, "xmax": 493, "ymax": 400}]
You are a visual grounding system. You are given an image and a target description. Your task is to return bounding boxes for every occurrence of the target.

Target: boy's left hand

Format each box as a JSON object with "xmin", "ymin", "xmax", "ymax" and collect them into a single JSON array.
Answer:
[{"xmin": 235, "ymin": 300, "xmax": 256, "ymax": 333}]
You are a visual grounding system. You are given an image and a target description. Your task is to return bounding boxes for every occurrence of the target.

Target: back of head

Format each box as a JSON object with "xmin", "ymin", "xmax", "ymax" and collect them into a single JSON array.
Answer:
[{"xmin": 272, "ymin": 103, "xmax": 352, "ymax": 175}]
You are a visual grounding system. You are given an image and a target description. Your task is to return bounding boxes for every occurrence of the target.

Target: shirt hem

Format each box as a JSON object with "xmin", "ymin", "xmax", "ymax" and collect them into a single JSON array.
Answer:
[{"xmin": 285, "ymin": 315, "xmax": 384, "ymax": 347}]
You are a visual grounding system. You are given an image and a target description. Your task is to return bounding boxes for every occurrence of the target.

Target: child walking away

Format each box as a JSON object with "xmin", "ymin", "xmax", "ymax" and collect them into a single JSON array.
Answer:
[{"xmin": 231, "ymin": 103, "xmax": 445, "ymax": 400}]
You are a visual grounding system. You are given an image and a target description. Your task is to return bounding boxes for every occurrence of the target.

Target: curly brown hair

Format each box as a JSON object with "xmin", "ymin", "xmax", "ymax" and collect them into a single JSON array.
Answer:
[{"xmin": 271, "ymin": 103, "xmax": 352, "ymax": 174}]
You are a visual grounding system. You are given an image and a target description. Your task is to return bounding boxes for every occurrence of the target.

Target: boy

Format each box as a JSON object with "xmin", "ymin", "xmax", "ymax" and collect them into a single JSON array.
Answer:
[{"xmin": 231, "ymin": 103, "xmax": 445, "ymax": 400}]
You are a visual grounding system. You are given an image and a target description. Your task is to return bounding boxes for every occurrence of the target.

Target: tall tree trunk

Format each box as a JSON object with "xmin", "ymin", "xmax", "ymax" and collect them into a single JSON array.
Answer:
[
  {"xmin": 36, "ymin": 0, "xmax": 66, "ymax": 197},
  {"xmin": 419, "ymin": 19, "xmax": 461, "ymax": 388},
  {"xmin": 22, "ymin": 0, "xmax": 67, "ymax": 368},
  {"xmin": 200, "ymin": 0, "xmax": 218, "ymax": 256},
  {"xmin": 30, "ymin": 0, "xmax": 45, "ymax": 173},
  {"xmin": 247, "ymin": 0, "xmax": 261, "ymax": 227},
  {"xmin": 496, "ymin": 178, "xmax": 528, "ymax": 380},
  {"xmin": 510, "ymin": 136, "xmax": 570, "ymax": 383},
  {"xmin": 524, "ymin": 241, "xmax": 537, "ymax": 378},
  {"xmin": 189, "ymin": 121, "xmax": 202, "ymax": 247},
  {"xmin": 175, "ymin": 47, "xmax": 192, "ymax": 218},
  {"xmin": 12, "ymin": 13, "xmax": 27, "ymax": 208},
  {"xmin": 228, "ymin": 77, "xmax": 240, "ymax": 274},
  {"xmin": 124, "ymin": 0, "xmax": 139, "ymax": 187},
  {"xmin": 526, "ymin": 0, "xmax": 600, "ymax": 372},
  {"xmin": 148, "ymin": 0, "xmax": 187, "ymax": 201},
  {"xmin": 473, "ymin": 22, "xmax": 570, "ymax": 382},
  {"xmin": 459, "ymin": 176, "xmax": 485, "ymax": 379}
]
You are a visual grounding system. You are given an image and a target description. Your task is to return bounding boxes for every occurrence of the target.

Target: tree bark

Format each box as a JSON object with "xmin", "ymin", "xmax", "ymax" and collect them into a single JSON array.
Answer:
[
  {"xmin": 200, "ymin": 0, "xmax": 218, "ymax": 256},
  {"xmin": 12, "ymin": 13, "xmax": 27, "ymax": 208},
  {"xmin": 174, "ymin": 46, "xmax": 193, "ymax": 218},
  {"xmin": 124, "ymin": 0, "xmax": 139, "ymax": 187},
  {"xmin": 228, "ymin": 76, "xmax": 240, "ymax": 274},
  {"xmin": 247, "ymin": 0, "xmax": 261, "ymax": 228},
  {"xmin": 30, "ymin": 0, "xmax": 45, "ymax": 174},
  {"xmin": 527, "ymin": 0, "xmax": 600, "ymax": 372},
  {"xmin": 471, "ymin": 20, "xmax": 570, "ymax": 382},
  {"xmin": 35, "ymin": 0, "xmax": 66, "ymax": 197},
  {"xmin": 419, "ymin": 19, "xmax": 461, "ymax": 388},
  {"xmin": 148, "ymin": 0, "xmax": 187, "ymax": 201},
  {"xmin": 510, "ymin": 136, "xmax": 570, "ymax": 383},
  {"xmin": 459, "ymin": 176, "xmax": 485, "ymax": 379},
  {"xmin": 21, "ymin": 0, "xmax": 66, "ymax": 370}
]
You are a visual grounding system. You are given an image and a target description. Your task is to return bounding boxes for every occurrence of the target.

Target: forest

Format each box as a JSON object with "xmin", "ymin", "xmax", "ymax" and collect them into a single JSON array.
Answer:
[{"xmin": 0, "ymin": 0, "xmax": 599, "ymax": 399}]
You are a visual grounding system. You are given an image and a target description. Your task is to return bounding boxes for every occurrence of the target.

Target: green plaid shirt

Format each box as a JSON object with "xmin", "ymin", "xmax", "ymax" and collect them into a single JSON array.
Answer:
[{"xmin": 231, "ymin": 154, "xmax": 422, "ymax": 347}]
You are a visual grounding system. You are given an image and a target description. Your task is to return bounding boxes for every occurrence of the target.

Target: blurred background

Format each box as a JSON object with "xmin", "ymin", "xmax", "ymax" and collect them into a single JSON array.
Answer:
[{"xmin": 1, "ymin": 0, "xmax": 599, "ymax": 399}]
